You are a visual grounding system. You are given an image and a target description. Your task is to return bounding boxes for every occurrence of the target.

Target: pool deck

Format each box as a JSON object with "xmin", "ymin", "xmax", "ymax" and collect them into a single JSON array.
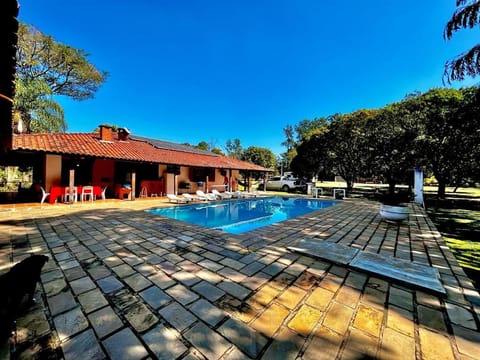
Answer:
[{"xmin": 1, "ymin": 196, "xmax": 479, "ymax": 359}]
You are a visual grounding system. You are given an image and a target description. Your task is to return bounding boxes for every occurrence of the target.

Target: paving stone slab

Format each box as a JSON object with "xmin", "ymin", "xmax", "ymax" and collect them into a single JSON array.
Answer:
[
  {"xmin": 47, "ymin": 290, "xmax": 77, "ymax": 316},
  {"xmin": 189, "ymin": 299, "xmax": 226, "ymax": 326},
  {"xmin": 350, "ymin": 252, "xmax": 446, "ymax": 295},
  {"xmin": 123, "ymin": 302, "xmax": 158, "ymax": 332},
  {"xmin": 78, "ymin": 288, "xmax": 109, "ymax": 314},
  {"xmin": 103, "ymin": 328, "xmax": 148, "ymax": 360},
  {"xmin": 53, "ymin": 307, "xmax": 89, "ymax": 342},
  {"xmin": 88, "ymin": 306, "xmax": 124, "ymax": 339},
  {"xmin": 159, "ymin": 302, "xmax": 197, "ymax": 332},
  {"xmin": 184, "ymin": 322, "xmax": 232, "ymax": 360},
  {"xmin": 139, "ymin": 286, "xmax": 172, "ymax": 309},
  {"xmin": 218, "ymin": 318, "xmax": 268, "ymax": 358},
  {"xmin": 62, "ymin": 329, "xmax": 106, "ymax": 360},
  {"xmin": 142, "ymin": 323, "xmax": 188, "ymax": 360},
  {"xmin": 97, "ymin": 275, "xmax": 124, "ymax": 294},
  {"xmin": 289, "ymin": 238, "xmax": 445, "ymax": 295},
  {"xmin": 288, "ymin": 239, "xmax": 359, "ymax": 265}
]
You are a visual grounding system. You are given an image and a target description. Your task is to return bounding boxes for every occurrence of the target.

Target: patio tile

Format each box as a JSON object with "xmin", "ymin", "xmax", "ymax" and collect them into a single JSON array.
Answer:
[
  {"xmin": 288, "ymin": 304, "xmax": 323, "ymax": 335},
  {"xmin": 387, "ymin": 305, "xmax": 415, "ymax": 337},
  {"xmin": 43, "ymin": 278, "xmax": 68, "ymax": 297},
  {"xmin": 452, "ymin": 324, "xmax": 480, "ymax": 358},
  {"xmin": 218, "ymin": 281, "xmax": 251, "ymax": 300},
  {"xmin": 166, "ymin": 284, "xmax": 200, "ymax": 305},
  {"xmin": 70, "ymin": 276, "xmax": 96, "ymax": 295},
  {"xmin": 88, "ymin": 306, "xmax": 123, "ymax": 338},
  {"xmin": 322, "ymin": 301, "xmax": 354, "ymax": 335},
  {"xmin": 418, "ymin": 327, "xmax": 455, "ymax": 359},
  {"xmin": 123, "ymin": 302, "xmax": 159, "ymax": 332},
  {"xmin": 97, "ymin": 275, "xmax": 124, "ymax": 294},
  {"xmin": 139, "ymin": 285, "xmax": 172, "ymax": 309},
  {"xmin": 62, "ymin": 329, "xmax": 105, "ymax": 360},
  {"xmin": 184, "ymin": 322, "xmax": 232, "ymax": 360},
  {"xmin": 380, "ymin": 327, "xmax": 416, "ymax": 360},
  {"xmin": 142, "ymin": 323, "xmax": 188, "ymax": 359},
  {"xmin": 192, "ymin": 281, "xmax": 226, "ymax": 302},
  {"xmin": 303, "ymin": 327, "xmax": 342, "ymax": 360},
  {"xmin": 445, "ymin": 302, "xmax": 477, "ymax": 330},
  {"xmin": 77, "ymin": 288, "xmax": 109, "ymax": 314},
  {"xmin": 53, "ymin": 307, "xmax": 89, "ymax": 341},
  {"xmin": 417, "ymin": 304, "xmax": 447, "ymax": 333},
  {"xmin": 103, "ymin": 328, "xmax": 148, "ymax": 360},
  {"xmin": 218, "ymin": 318, "xmax": 268, "ymax": 358},
  {"xmin": 87, "ymin": 264, "xmax": 111, "ymax": 280},
  {"xmin": 47, "ymin": 290, "xmax": 77, "ymax": 316},
  {"xmin": 353, "ymin": 304, "xmax": 384, "ymax": 337},
  {"xmin": 189, "ymin": 299, "xmax": 226, "ymax": 326},
  {"xmin": 159, "ymin": 302, "xmax": 197, "ymax": 332},
  {"xmin": 124, "ymin": 272, "xmax": 152, "ymax": 292},
  {"xmin": 251, "ymin": 302, "xmax": 290, "ymax": 338},
  {"xmin": 261, "ymin": 327, "xmax": 303, "ymax": 360}
]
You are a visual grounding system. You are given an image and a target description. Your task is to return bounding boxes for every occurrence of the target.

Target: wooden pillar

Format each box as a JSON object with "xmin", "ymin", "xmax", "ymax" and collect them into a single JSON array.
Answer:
[
  {"xmin": 205, "ymin": 176, "xmax": 209, "ymax": 192},
  {"xmin": 131, "ymin": 171, "xmax": 136, "ymax": 200},
  {"xmin": 228, "ymin": 169, "xmax": 233, "ymax": 192},
  {"xmin": 68, "ymin": 169, "xmax": 75, "ymax": 203}
]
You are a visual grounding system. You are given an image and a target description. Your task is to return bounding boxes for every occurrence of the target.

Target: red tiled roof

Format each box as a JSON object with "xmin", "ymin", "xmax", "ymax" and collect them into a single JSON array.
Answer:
[{"xmin": 12, "ymin": 133, "xmax": 272, "ymax": 172}]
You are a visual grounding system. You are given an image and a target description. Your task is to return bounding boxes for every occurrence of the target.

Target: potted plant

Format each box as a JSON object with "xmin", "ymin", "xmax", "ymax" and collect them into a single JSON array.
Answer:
[{"xmin": 378, "ymin": 190, "xmax": 411, "ymax": 221}]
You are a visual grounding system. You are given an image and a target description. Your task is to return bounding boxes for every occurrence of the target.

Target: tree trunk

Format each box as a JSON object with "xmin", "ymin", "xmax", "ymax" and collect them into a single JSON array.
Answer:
[
  {"xmin": 388, "ymin": 181, "xmax": 396, "ymax": 195},
  {"xmin": 437, "ymin": 181, "xmax": 447, "ymax": 198}
]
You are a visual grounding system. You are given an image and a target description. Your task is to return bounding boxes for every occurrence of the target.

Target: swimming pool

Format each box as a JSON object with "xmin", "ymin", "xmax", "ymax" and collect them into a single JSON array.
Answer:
[{"xmin": 147, "ymin": 196, "xmax": 338, "ymax": 234}]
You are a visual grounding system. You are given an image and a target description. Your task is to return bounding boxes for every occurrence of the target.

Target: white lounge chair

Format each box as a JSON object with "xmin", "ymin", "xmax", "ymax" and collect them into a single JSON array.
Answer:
[
  {"xmin": 211, "ymin": 189, "xmax": 232, "ymax": 199},
  {"xmin": 196, "ymin": 190, "xmax": 216, "ymax": 201},
  {"xmin": 167, "ymin": 194, "xmax": 187, "ymax": 203},
  {"xmin": 182, "ymin": 193, "xmax": 205, "ymax": 202}
]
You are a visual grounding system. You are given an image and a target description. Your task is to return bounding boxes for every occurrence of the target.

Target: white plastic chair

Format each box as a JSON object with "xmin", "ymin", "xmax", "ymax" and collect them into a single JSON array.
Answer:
[
  {"xmin": 64, "ymin": 186, "xmax": 78, "ymax": 203},
  {"xmin": 40, "ymin": 186, "xmax": 50, "ymax": 206},
  {"xmin": 140, "ymin": 186, "xmax": 148, "ymax": 198},
  {"xmin": 81, "ymin": 186, "xmax": 94, "ymax": 203},
  {"xmin": 100, "ymin": 185, "xmax": 108, "ymax": 200}
]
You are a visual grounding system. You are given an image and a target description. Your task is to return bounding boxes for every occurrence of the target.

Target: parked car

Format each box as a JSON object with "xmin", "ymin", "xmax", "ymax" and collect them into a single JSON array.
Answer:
[{"xmin": 259, "ymin": 175, "xmax": 298, "ymax": 192}]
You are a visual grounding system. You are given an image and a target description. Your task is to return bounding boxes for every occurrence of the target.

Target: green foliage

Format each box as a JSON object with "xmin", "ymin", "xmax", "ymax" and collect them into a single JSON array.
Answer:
[
  {"xmin": 242, "ymin": 146, "xmax": 276, "ymax": 170},
  {"xmin": 444, "ymin": 0, "xmax": 480, "ymax": 82},
  {"xmin": 14, "ymin": 23, "xmax": 107, "ymax": 133},
  {"xmin": 196, "ymin": 141, "xmax": 209, "ymax": 151},
  {"xmin": 288, "ymin": 87, "xmax": 480, "ymax": 197},
  {"xmin": 14, "ymin": 77, "xmax": 66, "ymax": 133},
  {"xmin": 225, "ymin": 138, "xmax": 243, "ymax": 159}
]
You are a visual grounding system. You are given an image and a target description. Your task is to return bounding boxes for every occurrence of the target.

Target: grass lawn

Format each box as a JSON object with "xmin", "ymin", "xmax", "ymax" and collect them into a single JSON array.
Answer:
[{"xmin": 424, "ymin": 188, "xmax": 480, "ymax": 290}]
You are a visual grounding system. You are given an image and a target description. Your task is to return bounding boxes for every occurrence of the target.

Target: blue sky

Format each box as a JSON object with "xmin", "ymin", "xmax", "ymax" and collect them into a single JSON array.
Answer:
[{"xmin": 18, "ymin": 1, "xmax": 478, "ymax": 156}]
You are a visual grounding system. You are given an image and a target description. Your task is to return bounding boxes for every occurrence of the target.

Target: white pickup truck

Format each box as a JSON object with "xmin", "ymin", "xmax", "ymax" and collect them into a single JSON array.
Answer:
[{"xmin": 261, "ymin": 175, "xmax": 299, "ymax": 192}]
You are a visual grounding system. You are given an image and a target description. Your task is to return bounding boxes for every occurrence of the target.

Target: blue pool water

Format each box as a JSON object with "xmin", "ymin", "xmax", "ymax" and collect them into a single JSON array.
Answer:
[{"xmin": 147, "ymin": 196, "xmax": 338, "ymax": 234}]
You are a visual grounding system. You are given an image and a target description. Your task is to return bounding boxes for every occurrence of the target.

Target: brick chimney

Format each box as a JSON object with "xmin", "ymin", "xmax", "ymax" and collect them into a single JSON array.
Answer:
[{"xmin": 99, "ymin": 124, "xmax": 113, "ymax": 141}]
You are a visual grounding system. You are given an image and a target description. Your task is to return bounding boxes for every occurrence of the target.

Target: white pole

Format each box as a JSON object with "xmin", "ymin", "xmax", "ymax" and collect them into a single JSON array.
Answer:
[{"xmin": 414, "ymin": 167, "xmax": 424, "ymax": 206}]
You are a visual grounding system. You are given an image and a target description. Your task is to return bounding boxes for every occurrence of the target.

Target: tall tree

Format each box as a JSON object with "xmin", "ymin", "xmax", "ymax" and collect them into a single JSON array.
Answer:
[
  {"xmin": 14, "ymin": 77, "xmax": 66, "ymax": 133},
  {"xmin": 417, "ymin": 87, "xmax": 480, "ymax": 197},
  {"xmin": 444, "ymin": 0, "xmax": 480, "ymax": 82},
  {"xmin": 15, "ymin": 23, "xmax": 107, "ymax": 133},
  {"xmin": 326, "ymin": 111, "xmax": 373, "ymax": 192},
  {"xmin": 225, "ymin": 138, "xmax": 243, "ymax": 159},
  {"xmin": 242, "ymin": 146, "xmax": 276, "ymax": 170},
  {"xmin": 290, "ymin": 129, "xmax": 331, "ymax": 181},
  {"xmin": 365, "ymin": 103, "xmax": 419, "ymax": 194}
]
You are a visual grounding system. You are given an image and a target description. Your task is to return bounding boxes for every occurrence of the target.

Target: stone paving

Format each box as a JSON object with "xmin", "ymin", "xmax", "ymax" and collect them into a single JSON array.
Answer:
[{"xmin": 0, "ymin": 197, "xmax": 480, "ymax": 359}]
